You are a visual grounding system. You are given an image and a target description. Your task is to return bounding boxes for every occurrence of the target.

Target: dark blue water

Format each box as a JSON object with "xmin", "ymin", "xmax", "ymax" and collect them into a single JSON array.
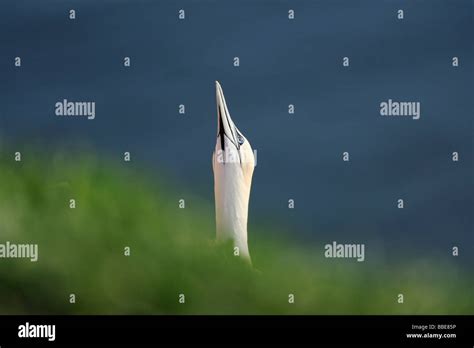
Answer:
[{"xmin": 1, "ymin": 0, "xmax": 472, "ymax": 265}]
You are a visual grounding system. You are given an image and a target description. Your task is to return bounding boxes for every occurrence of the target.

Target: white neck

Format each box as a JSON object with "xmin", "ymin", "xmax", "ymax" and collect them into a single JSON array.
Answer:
[{"xmin": 213, "ymin": 161, "xmax": 252, "ymax": 261}]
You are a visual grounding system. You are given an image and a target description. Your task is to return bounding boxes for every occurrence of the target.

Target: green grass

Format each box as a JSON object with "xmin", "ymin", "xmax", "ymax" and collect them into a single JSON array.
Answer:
[{"xmin": 0, "ymin": 151, "xmax": 472, "ymax": 314}]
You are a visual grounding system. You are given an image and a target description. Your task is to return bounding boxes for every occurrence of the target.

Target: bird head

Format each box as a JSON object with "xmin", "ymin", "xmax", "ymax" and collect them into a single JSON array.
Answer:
[{"xmin": 213, "ymin": 81, "xmax": 255, "ymax": 181}]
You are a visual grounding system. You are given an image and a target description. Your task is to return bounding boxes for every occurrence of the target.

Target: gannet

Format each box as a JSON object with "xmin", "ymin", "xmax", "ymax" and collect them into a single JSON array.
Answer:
[{"xmin": 212, "ymin": 81, "xmax": 255, "ymax": 262}]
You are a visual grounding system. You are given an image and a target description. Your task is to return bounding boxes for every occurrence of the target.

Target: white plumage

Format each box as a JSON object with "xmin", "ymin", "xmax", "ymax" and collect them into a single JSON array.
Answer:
[{"xmin": 212, "ymin": 81, "xmax": 255, "ymax": 262}]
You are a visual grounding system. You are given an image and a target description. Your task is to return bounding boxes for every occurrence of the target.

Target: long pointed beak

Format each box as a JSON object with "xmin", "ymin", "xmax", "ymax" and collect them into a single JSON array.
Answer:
[{"xmin": 216, "ymin": 81, "xmax": 237, "ymax": 145}]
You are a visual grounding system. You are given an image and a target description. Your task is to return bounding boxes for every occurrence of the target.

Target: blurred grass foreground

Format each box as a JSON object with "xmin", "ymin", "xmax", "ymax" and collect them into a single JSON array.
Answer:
[{"xmin": 0, "ymin": 151, "xmax": 472, "ymax": 314}]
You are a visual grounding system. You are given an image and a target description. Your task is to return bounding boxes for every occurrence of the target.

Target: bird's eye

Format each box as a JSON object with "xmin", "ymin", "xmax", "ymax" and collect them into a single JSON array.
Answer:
[{"xmin": 237, "ymin": 133, "xmax": 245, "ymax": 145}]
